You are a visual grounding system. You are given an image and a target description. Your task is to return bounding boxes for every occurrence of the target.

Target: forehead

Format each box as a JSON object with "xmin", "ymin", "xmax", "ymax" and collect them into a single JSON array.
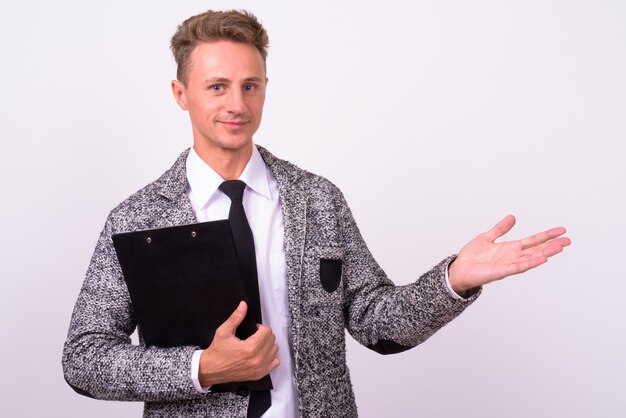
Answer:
[{"xmin": 188, "ymin": 41, "xmax": 266, "ymax": 80}]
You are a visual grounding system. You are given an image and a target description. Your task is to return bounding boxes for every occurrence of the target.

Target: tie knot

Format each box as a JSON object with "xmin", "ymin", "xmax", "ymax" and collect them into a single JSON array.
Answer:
[{"xmin": 219, "ymin": 179, "xmax": 247, "ymax": 201}]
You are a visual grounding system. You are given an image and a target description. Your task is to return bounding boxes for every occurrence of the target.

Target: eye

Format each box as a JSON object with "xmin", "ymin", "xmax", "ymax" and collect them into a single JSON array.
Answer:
[
  {"xmin": 243, "ymin": 84, "xmax": 256, "ymax": 92},
  {"xmin": 210, "ymin": 84, "xmax": 223, "ymax": 92}
]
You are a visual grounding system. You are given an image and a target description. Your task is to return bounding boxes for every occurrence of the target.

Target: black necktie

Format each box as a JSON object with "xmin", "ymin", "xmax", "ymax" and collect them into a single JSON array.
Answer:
[{"xmin": 219, "ymin": 180, "xmax": 271, "ymax": 418}]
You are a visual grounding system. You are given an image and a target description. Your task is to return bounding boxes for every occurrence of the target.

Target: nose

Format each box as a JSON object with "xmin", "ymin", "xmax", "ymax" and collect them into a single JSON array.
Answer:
[{"xmin": 224, "ymin": 88, "xmax": 245, "ymax": 114}]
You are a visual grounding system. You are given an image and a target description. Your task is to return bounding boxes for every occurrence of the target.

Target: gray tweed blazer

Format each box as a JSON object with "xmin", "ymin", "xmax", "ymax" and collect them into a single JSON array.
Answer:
[{"xmin": 63, "ymin": 146, "xmax": 479, "ymax": 417}]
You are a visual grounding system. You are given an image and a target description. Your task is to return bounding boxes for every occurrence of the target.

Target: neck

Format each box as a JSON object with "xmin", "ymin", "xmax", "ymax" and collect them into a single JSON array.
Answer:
[{"xmin": 193, "ymin": 142, "xmax": 254, "ymax": 180}]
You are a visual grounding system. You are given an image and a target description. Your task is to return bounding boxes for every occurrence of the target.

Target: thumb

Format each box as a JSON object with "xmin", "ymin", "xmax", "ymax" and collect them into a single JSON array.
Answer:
[
  {"xmin": 217, "ymin": 301, "xmax": 247, "ymax": 335},
  {"xmin": 484, "ymin": 214, "xmax": 516, "ymax": 242}
]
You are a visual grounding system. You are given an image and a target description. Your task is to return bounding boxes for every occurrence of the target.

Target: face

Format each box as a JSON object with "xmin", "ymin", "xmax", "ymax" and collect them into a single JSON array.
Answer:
[{"xmin": 172, "ymin": 41, "xmax": 267, "ymax": 156}]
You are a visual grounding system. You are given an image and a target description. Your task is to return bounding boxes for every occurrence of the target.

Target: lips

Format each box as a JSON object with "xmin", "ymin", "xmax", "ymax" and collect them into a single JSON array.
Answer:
[{"xmin": 219, "ymin": 120, "xmax": 249, "ymax": 129}]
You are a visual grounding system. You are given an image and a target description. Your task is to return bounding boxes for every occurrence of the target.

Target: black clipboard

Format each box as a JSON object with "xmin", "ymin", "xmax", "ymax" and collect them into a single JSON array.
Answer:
[{"xmin": 112, "ymin": 220, "xmax": 272, "ymax": 392}]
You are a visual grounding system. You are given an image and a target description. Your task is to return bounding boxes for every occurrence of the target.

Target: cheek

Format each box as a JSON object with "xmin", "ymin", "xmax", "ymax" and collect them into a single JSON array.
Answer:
[
  {"xmin": 250, "ymin": 97, "xmax": 266, "ymax": 117},
  {"xmin": 189, "ymin": 93, "xmax": 219, "ymax": 111}
]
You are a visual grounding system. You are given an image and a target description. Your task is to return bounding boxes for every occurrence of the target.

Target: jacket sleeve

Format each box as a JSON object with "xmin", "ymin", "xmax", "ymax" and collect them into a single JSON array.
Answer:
[
  {"xmin": 334, "ymin": 189, "xmax": 481, "ymax": 354},
  {"xmin": 62, "ymin": 214, "xmax": 202, "ymax": 402}
]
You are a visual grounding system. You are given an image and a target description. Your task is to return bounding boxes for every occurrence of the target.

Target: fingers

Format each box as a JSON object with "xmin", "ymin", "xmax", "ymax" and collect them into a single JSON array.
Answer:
[
  {"xmin": 542, "ymin": 237, "xmax": 571, "ymax": 257},
  {"xmin": 485, "ymin": 215, "xmax": 569, "ymax": 252},
  {"xmin": 216, "ymin": 301, "xmax": 248, "ymax": 336},
  {"xmin": 244, "ymin": 325, "xmax": 280, "ymax": 378},
  {"xmin": 484, "ymin": 214, "xmax": 516, "ymax": 242},
  {"xmin": 256, "ymin": 328, "xmax": 279, "ymax": 370},
  {"xmin": 519, "ymin": 236, "xmax": 571, "ymax": 260},
  {"xmin": 520, "ymin": 227, "xmax": 568, "ymax": 250},
  {"xmin": 506, "ymin": 236, "xmax": 571, "ymax": 278},
  {"xmin": 247, "ymin": 324, "xmax": 276, "ymax": 348}
]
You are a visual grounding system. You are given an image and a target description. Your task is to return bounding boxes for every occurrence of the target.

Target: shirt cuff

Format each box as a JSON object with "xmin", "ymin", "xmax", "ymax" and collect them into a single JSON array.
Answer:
[
  {"xmin": 191, "ymin": 350, "xmax": 211, "ymax": 393},
  {"xmin": 444, "ymin": 259, "xmax": 466, "ymax": 300}
]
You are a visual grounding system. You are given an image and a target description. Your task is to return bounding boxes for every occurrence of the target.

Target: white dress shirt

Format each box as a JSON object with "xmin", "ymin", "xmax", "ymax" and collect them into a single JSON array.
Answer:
[{"xmin": 186, "ymin": 145, "xmax": 299, "ymax": 418}]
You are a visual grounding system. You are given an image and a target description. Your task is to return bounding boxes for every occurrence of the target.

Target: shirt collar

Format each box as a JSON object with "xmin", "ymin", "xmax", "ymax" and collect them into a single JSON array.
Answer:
[
  {"xmin": 186, "ymin": 145, "xmax": 271, "ymax": 208},
  {"xmin": 239, "ymin": 145, "xmax": 272, "ymax": 200}
]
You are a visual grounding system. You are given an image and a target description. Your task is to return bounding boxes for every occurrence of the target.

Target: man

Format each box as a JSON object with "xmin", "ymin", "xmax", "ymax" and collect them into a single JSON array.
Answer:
[{"xmin": 62, "ymin": 10, "xmax": 570, "ymax": 418}]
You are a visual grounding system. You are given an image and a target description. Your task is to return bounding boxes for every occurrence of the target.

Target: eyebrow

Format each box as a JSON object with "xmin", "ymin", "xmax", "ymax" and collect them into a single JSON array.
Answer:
[
  {"xmin": 203, "ymin": 76, "xmax": 265, "ymax": 84},
  {"xmin": 242, "ymin": 77, "xmax": 265, "ymax": 83}
]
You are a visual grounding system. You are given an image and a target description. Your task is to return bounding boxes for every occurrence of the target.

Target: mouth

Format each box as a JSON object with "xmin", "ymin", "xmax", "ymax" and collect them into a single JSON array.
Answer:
[{"xmin": 218, "ymin": 120, "xmax": 249, "ymax": 129}]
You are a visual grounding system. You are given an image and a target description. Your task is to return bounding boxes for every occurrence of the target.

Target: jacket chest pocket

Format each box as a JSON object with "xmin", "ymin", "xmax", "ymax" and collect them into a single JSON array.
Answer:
[
  {"xmin": 301, "ymin": 245, "xmax": 344, "ymax": 306},
  {"xmin": 320, "ymin": 258, "xmax": 342, "ymax": 292}
]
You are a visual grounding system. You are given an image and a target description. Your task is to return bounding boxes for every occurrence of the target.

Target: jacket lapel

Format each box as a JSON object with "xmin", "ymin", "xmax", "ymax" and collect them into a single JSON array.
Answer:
[
  {"xmin": 152, "ymin": 149, "xmax": 197, "ymax": 227},
  {"xmin": 257, "ymin": 146, "xmax": 307, "ymax": 372}
]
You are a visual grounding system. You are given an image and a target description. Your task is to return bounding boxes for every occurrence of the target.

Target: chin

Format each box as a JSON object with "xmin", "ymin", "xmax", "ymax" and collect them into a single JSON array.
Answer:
[
  {"xmin": 217, "ymin": 136, "xmax": 253, "ymax": 151},
  {"xmin": 195, "ymin": 129, "xmax": 255, "ymax": 153}
]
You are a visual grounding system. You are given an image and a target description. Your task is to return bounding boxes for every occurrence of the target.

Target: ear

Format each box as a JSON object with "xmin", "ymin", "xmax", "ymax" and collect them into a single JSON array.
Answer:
[{"xmin": 171, "ymin": 80, "xmax": 189, "ymax": 110}]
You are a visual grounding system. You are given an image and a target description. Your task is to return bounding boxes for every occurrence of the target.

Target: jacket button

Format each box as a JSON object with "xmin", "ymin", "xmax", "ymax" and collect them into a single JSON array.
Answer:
[{"xmin": 236, "ymin": 386, "xmax": 250, "ymax": 397}]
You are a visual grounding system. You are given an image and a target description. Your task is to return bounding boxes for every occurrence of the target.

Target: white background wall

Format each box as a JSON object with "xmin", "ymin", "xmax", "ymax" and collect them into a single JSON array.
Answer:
[{"xmin": 0, "ymin": 0, "xmax": 624, "ymax": 416}]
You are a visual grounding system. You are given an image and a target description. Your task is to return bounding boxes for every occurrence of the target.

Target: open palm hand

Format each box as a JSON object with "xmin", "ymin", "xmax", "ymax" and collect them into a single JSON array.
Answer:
[{"xmin": 448, "ymin": 215, "xmax": 571, "ymax": 294}]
